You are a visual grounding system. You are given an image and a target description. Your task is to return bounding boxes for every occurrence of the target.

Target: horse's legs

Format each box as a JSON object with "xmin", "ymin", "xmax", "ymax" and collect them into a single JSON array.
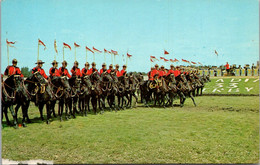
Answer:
[
  {"xmin": 8, "ymin": 104, "xmax": 17, "ymax": 127},
  {"xmin": 3, "ymin": 106, "xmax": 11, "ymax": 126},
  {"xmin": 133, "ymin": 93, "xmax": 138, "ymax": 108},
  {"xmin": 72, "ymin": 97, "xmax": 78, "ymax": 114},
  {"xmin": 38, "ymin": 103, "xmax": 44, "ymax": 121},
  {"xmin": 24, "ymin": 101, "xmax": 31, "ymax": 123},
  {"xmin": 21, "ymin": 104, "xmax": 27, "ymax": 127},
  {"xmin": 179, "ymin": 92, "xmax": 186, "ymax": 107},
  {"xmin": 91, "ymin": 97, "xmax": 96, "ymax": 115},
  {"xmin": 50, "ymin": 100, "xmax": 56, "ymax": 118},
  {"xmin": 189, "ymin": 92, "xmax": 197, "ymax": 106},
  {"xmin": 200, "ymin": 87, "xmax": 203, "ymax": 96},
  {"xmin": 46, "ymin": 102, "xmax": 51, "ymax": 124},
  {"xmin": 86, "ymin": 96, "xmax": 90, "ymax": 113},
  {"xmin": 98, "ymin": 96, "xmax": 104, "ymax": 114}
]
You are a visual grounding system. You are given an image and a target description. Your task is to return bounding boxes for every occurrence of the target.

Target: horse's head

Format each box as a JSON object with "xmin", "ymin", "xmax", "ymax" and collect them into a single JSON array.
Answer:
[
  {"xmin": 60, "ymin": 76, "xmax": 70, "ymax": 89},
  {"xmin": 110, "ymin": 72, "xmax": 118, "ymax": 83},
  {"xmin": 167, "ymin": 73, "xmax": 176, "ymax": 84},
  {"xmin": 101, "ymin": 72, "xmax": 112, "ymax": 82},
  {"xmin": 82, "ymin": 75, "xmax": 92, "ymax": 87},
  {"xmin": 123, "ymin": 76, "xmax": 130, "ymax": 89},
  {"xmin": 33, "ymin": 71, "xmax": 47, "ymax": 84},
  {"xmin": 180, "ymin": 74, "xmax": 187, "ymax": 83},
  {"xmin": 4, "ymin": 75, "xmax": 22, "ymax": 90},
  {"xmin": 91, "ymin": 71, "xmax": 102, "ymax": 82}
]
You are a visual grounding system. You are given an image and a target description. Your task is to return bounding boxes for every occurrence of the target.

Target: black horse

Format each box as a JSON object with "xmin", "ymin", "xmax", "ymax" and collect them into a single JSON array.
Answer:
[
  {"xmin": 90, "ymin": 71, "xmax": 104, "ymax": 114},
  {"xmin": 78, "ymin": 75, "xmax": 92, "ymax": 116},
  {"xmin": 1, "ymin": 75, "xmax": 23, "ymax": 127},
  {"xmin": 126, "ymin": 72, "xmax": 139, "ymax": 108},
  {"xmin": 100, "ymin": 71, "xmax": 113, "ymax": 110},
  {"xmin": 107, "ymin": 71, "xmax": 119, "ymax": 110},
  {"xmin": 65, "ymin": 76, "xmax": 81, "ymax": 119},
  {"xmin": 175, "ymin": 74, "xmax": 196, "ymax": 107},
  {"xmin": 116, "ymin": 75, "xmax": 130, "ymax": 110},
  {"xmin": 49, "ymin": 76, "xmax": 70, "ymax": 119},
  {"xmin": 165, "ymin": 73, "xmax": 179, "ymax": 107}
]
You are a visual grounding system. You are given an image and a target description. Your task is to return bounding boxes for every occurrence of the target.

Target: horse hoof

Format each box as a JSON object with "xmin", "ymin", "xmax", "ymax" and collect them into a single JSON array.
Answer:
[
  {"xmin": 65, "ymin": 116, "xmax": 69, "ymax": 120},
  {"xmin": 22, "ymin": 123, "xmax": 27, "ymax": 127},
  {"xmin": 14, "ymin": 125, "xmax": 18, "ymax": 129},
  {"xmin": 60, "ymin": 118, "xmax": 63, "ymax": 122}
]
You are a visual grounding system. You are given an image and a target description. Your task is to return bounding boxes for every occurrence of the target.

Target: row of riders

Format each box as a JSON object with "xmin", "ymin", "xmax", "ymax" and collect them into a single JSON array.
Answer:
[{"xmin": 1, "ymin": 59, "xmax": 210, "ymax": 128}]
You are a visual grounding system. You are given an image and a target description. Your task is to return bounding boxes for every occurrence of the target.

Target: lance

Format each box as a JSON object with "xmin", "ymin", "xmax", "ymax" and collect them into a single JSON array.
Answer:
[
  {"xmin": 111, "ymin": 53, "xmax": 113, "ymax": 65},
  {"xmin": 63, "ymin": 47, "xmax": 65, "ymax": 61},
  {"xmin": 104, "ymin": 51, "xmax": 106, "ymax": 63},
  {"xmin": 37, "ymin": 40, "xmax": 40, "ymax": 61},
  {"xmin": 86, "ymin": 49, "xmax": 88, "ymax": 61},
  {"xmin": 75, "ymin": 45, "xmax": 77, "ymax": 61},
  {"xmin": 7, "ymin": 41, "xmax": 9, "ymax": 66},
  {"xmin": 126, "ymin": 55, "xmax": 129, "ymax": 67}
]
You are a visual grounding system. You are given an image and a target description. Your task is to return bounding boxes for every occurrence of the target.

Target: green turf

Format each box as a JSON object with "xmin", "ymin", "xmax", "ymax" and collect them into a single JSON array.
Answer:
[
  {"xmin": 2, "ymin": 96, "xmax": 259, "ymax": 164},
  {"xmin": 203, "ymin": 77, "xmax": 259, "ymax": 95}
]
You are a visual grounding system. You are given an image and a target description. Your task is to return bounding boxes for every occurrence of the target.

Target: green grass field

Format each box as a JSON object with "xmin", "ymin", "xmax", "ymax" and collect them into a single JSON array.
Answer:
[
  {"xmin": 203, "ymin": 77, "xmax": 259, "ymax": 95},
  {"xmin": 2, "ymin": 96, "xmax": 259, "ymax": 164}
]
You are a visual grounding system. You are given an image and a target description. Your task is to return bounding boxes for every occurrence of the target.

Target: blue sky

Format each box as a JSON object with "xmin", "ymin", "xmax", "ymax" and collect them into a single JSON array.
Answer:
[{"xmin": 1, "ymin": 0, "xmax": 259, "ymax": 72}]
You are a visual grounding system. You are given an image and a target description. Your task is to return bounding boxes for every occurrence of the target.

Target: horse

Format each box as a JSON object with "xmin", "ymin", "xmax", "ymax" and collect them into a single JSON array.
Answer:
[
  {"xmin": 1, "ymin": 75, "xmax": 23, "ymax": 127},
  {"xmin": 106, "ymin": 71, "xmax": 119, "ymax": 111},
  {"xmin": 153, "ymin": 76, "xmax": 168, "ymax": 108},
  {"xmin": 135, "ymin": 72, "xmax": 145, "ymax": 103},
  {"xmin": 126, "ymin": 72, "xmax": 139, "ymax": 108},
  {"xmin": 100, "ymin": 71, "xmax": 113, "ymax": 110},
  {"xmin": 78, "ymin": 75, "xmax": 92, "ymax": 116},
  {"xmin": 49, "ymin": 76, "xmax": 70, "ymax": 119},
  {"xmin": 164, "ymin": 73, "xmax": 179, "ymax": 107},
  {"xmin": 68, "ymin": 76, "xmax": 81, "ymax": 118},
  {"xmin": 116, "ymin": 75, "xmax": 130, "ymax": 110},
  {"xmin": 90, "ymin": 71, "xmax": 104, "ymax": 114},
  {"xmin": 175, "ymin": 73, "xmax": 196, "ymax": 107}
]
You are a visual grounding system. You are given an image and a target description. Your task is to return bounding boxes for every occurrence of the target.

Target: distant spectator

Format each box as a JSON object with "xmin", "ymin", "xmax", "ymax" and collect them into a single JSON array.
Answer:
[
  {"xmin": 244, "ymin": 66, "xmax": 248, "ymax": 76},
  {"xmin": 252, "ymin": 63, "xmax": 254, "ymax": 76},
  {"xmin": 224, "ymin": 62, "xmax": 230, "ymax": 74},
  {"xmin": 239, "ymin": 65, "xmax": 242, "ymax": 76}
]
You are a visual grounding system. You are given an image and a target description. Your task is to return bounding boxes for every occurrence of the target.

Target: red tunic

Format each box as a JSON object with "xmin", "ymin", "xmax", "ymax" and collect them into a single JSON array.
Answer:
[
  {"xmin": 166, "ymin": 69, "xmax": 174, "ymax": 76},
  {"xmin": 224, "ymin": 64, "xmax": 230, "ymax": 69},
  {"xmin": 88, "ymin": 68, "xmax": 98, "ymax": 75},
  {"xmin": 32, "ymin": 67, "xmax": 48, "ymax": 79},
  {"xmin": 4, "ymin": 66, "xmax": 24, "ymax": 77},
  {"xmin": 59, "ymin": 67, "xmax": 71, "ymax": 78},
  {"xmin": 159, "ymin": 70, "xmax": 166, "ymax": 78},
  {"xmin": 99, "ymin": 68, "xmax": 106, "ymax": 75},
  {"xmin": 120, "ymin": 69, "xmax": 126, "ymax": 77},
  {"xmin": 71, "ymin": 67, "xmax": 82, "ymax": 77},
  {"xmin": 173, "ymin": 70, "xmax": 181, "ymax": 77},
  {"xmin": 114, "ymin": 69, "xmax": 121, "ymax": 77},
  {"xmin": 107, "ymin": 69, "xmax": 112, "ymax": 74},
  {"xmin": 49, "ymin": 67, "xmax": 60, "ymax": 77},
  {"xmin": 82, "ymin": 68, "xmax": 91, "ymax": 76}
]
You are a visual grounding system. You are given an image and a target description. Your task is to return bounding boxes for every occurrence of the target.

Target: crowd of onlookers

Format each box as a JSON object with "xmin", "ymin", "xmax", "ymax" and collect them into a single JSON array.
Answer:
[{"xmin": 202, "ymin": 62, "xmax": 259, "ymax": 77}]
